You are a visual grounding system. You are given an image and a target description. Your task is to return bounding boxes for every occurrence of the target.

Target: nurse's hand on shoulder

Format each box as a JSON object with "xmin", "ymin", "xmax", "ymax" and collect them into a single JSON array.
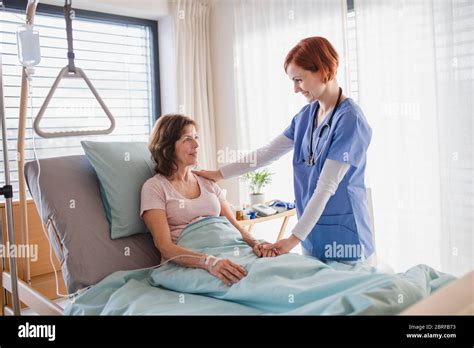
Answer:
[
  {"xmin": 192, "ymin": 169, "xmax": 223, "ymax": 182},
  {"xmin": 262, "ymin": 234, "xmax": 301, "ymax": 255}
]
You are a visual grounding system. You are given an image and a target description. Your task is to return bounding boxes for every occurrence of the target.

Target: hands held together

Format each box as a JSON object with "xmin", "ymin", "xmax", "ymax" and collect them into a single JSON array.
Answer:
[
  {"xmin": 260, "ymin": 235, "xmax": 301, "ymax": 256},
  {"xmin": 250, "ymin": 234, "xmax": 301, "ymax": 258},
  {"xmin": 252, "ymin": 241, "xmax": 279, "ymax": 258}
]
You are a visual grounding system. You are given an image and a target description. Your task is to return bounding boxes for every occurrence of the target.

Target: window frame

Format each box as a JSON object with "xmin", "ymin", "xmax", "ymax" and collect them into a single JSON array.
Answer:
[{"xmin": 3, "ymin": 0, "xmax": 161, "ymax": 122}]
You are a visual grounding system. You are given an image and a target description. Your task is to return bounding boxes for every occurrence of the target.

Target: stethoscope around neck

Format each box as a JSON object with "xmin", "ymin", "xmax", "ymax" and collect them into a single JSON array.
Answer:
[{"xmin": 305, "ymin": 87, "xmax": 343, "ymax": 167}]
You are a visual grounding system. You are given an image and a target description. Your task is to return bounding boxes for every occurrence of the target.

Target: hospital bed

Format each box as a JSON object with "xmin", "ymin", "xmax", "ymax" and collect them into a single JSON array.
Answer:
[{"xmin": 0, "ymin": 153, "xmax": 470, "ymax": 315}]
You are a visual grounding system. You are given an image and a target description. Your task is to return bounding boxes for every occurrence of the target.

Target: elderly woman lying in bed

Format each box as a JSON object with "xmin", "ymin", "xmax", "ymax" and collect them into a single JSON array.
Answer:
[{"xmin": 140, "ymin": 114, "xmax": 276, "ymax": 286}]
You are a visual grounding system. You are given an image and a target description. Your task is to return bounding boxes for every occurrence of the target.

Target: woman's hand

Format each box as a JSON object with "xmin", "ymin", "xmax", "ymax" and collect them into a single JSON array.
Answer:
[
  {"xmin": 262, "ymin": 235, "xmax": 301, "ymax": 255},
  {"xmin": 192, "ymin": 169, "xmax": 224, "ymax": 182},
  {"xmin": 243, "ymin": 237, "xmax": 278, "ymax": 258},
  {"xmin": 206, "ymin": 257, "xmax": 247, "ymax": 286}
]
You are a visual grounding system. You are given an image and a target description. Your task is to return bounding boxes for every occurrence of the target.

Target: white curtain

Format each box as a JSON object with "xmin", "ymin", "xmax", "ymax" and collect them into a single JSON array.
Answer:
[
  {"xmin": 230, "ymin": 0, "xmax": 347, "ymax": 246},
  {"xmin": 355, "ymin": 0, "xmax": 473, "ymax": 276},
  {"xmin": 232, "ymin": 0, "xmax": 347, "ymax": 205},
  {"xmin": 171, "ymin": 0, "xmax": 216, "ymax": 169}
]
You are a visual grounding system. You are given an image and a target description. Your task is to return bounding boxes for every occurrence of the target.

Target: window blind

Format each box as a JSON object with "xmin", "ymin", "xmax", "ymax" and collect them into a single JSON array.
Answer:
[{"xmin": 0, "ymin": 7, "xmax": 155, "ymax": 199}]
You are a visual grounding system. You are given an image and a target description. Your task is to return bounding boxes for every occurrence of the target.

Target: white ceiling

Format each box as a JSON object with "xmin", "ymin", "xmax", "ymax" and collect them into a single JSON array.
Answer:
[{"xmin": 38, "ymin": 0, "xmax": 171, "ymax": 20}]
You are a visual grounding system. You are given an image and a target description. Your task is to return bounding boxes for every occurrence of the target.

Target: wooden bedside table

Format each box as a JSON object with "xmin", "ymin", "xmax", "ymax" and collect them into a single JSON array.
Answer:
[{"xmin": 237, "ymin": 208, "xmax": 296, "ymax": 241}]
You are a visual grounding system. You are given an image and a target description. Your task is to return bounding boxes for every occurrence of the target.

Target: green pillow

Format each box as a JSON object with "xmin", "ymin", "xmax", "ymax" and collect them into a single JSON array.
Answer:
[{"xmin": 81, "ymin": 141, "xmax": 155, "ymax": 239}]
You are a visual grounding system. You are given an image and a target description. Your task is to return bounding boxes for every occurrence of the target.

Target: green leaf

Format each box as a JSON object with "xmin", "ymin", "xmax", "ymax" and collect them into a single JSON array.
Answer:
[{"xmin": 240, "ymin": 168, "xmax": 274, "ymax": 194}]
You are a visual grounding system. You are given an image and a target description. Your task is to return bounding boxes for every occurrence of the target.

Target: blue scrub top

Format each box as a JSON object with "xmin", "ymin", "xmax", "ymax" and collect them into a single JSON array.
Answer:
[{"xmin": 283, "ymin": 98, "xmax": 374, "ymax": 261}]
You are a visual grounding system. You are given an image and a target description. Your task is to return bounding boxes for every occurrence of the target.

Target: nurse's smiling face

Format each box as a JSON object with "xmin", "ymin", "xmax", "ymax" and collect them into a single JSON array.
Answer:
[{"xmin": 286, "ymin": 62, "xmax": 325, "ymax": 103}]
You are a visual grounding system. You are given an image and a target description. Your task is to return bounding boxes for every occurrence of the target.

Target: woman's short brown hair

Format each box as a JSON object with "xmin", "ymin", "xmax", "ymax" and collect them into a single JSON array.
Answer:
[
  {"xmin": 148, "ymin": 114, "xmax": 196, "ymax": 177},
  {"xmin": 284, "ymin": 36, "xmax": 339, "ymax": 83}
]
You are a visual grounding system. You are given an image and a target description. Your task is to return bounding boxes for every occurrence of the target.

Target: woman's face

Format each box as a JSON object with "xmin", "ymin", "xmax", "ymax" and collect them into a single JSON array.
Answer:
[
  {"xmin": 174, "ymin": 125, "xmax": 199, "ymax": 167},
  {"xmin": 286, "ymin": 62, "xmax": 326, "ymax": 103}
]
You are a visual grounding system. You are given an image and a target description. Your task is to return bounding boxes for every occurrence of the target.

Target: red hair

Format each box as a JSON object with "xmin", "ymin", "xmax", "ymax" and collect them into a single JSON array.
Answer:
[{"xmin": 284, "ymin": 37, "xmax": 339, "ymax": 83}]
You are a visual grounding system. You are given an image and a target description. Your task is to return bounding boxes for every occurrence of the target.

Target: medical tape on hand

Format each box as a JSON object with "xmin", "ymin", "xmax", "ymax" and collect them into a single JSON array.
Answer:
[{"xmin": 204, "ymin": 255, "xmax": 221, "ymax": 268}]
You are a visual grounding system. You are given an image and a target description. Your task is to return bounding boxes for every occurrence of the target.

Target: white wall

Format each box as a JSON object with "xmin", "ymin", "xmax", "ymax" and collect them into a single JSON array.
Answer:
[
  {"xmin": 158, "ymin": 15, "xmax": 178, "ymax": 115},
  {"xmin": 209, "ymin": 0, "xmax": 242, "ymax": 207}
]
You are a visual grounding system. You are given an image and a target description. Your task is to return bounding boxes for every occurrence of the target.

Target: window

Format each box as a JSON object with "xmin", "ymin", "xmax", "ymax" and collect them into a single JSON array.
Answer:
[
  {"xmin": 352, "ymin": 0, "xmax": 473, "ymax": 275},
  {"xmin": 0, "ymin": 1, "xmax": 159, "ymax": 200}
]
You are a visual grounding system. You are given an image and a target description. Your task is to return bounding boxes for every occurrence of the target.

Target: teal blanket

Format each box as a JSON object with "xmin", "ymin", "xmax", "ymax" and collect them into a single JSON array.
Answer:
[{"xmin": 66, "ymin": 216, "xmax": 455, "ymax": 315}]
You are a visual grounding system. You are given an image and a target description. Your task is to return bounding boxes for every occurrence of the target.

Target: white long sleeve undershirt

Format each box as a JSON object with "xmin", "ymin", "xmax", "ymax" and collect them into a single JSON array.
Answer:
[
  {"xmin": 219, "ymin": 133, "xmax": 293, "ymax": 179},
  {"xmin": 291, "ymin": 159, "xmax": 350, "ymax": 241}
]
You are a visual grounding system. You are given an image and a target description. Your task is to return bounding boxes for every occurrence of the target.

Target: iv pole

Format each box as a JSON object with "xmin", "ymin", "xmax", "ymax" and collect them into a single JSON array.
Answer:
[{"xmin": 1, "ymin": 54, "xmax": 20, "ymax": 315}]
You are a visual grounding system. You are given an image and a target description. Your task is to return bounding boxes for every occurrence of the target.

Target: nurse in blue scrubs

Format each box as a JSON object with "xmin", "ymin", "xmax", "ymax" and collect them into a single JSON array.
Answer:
[{"xmin": 194, "ymin": 36, "xmax": 374, "ymax": 262}]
